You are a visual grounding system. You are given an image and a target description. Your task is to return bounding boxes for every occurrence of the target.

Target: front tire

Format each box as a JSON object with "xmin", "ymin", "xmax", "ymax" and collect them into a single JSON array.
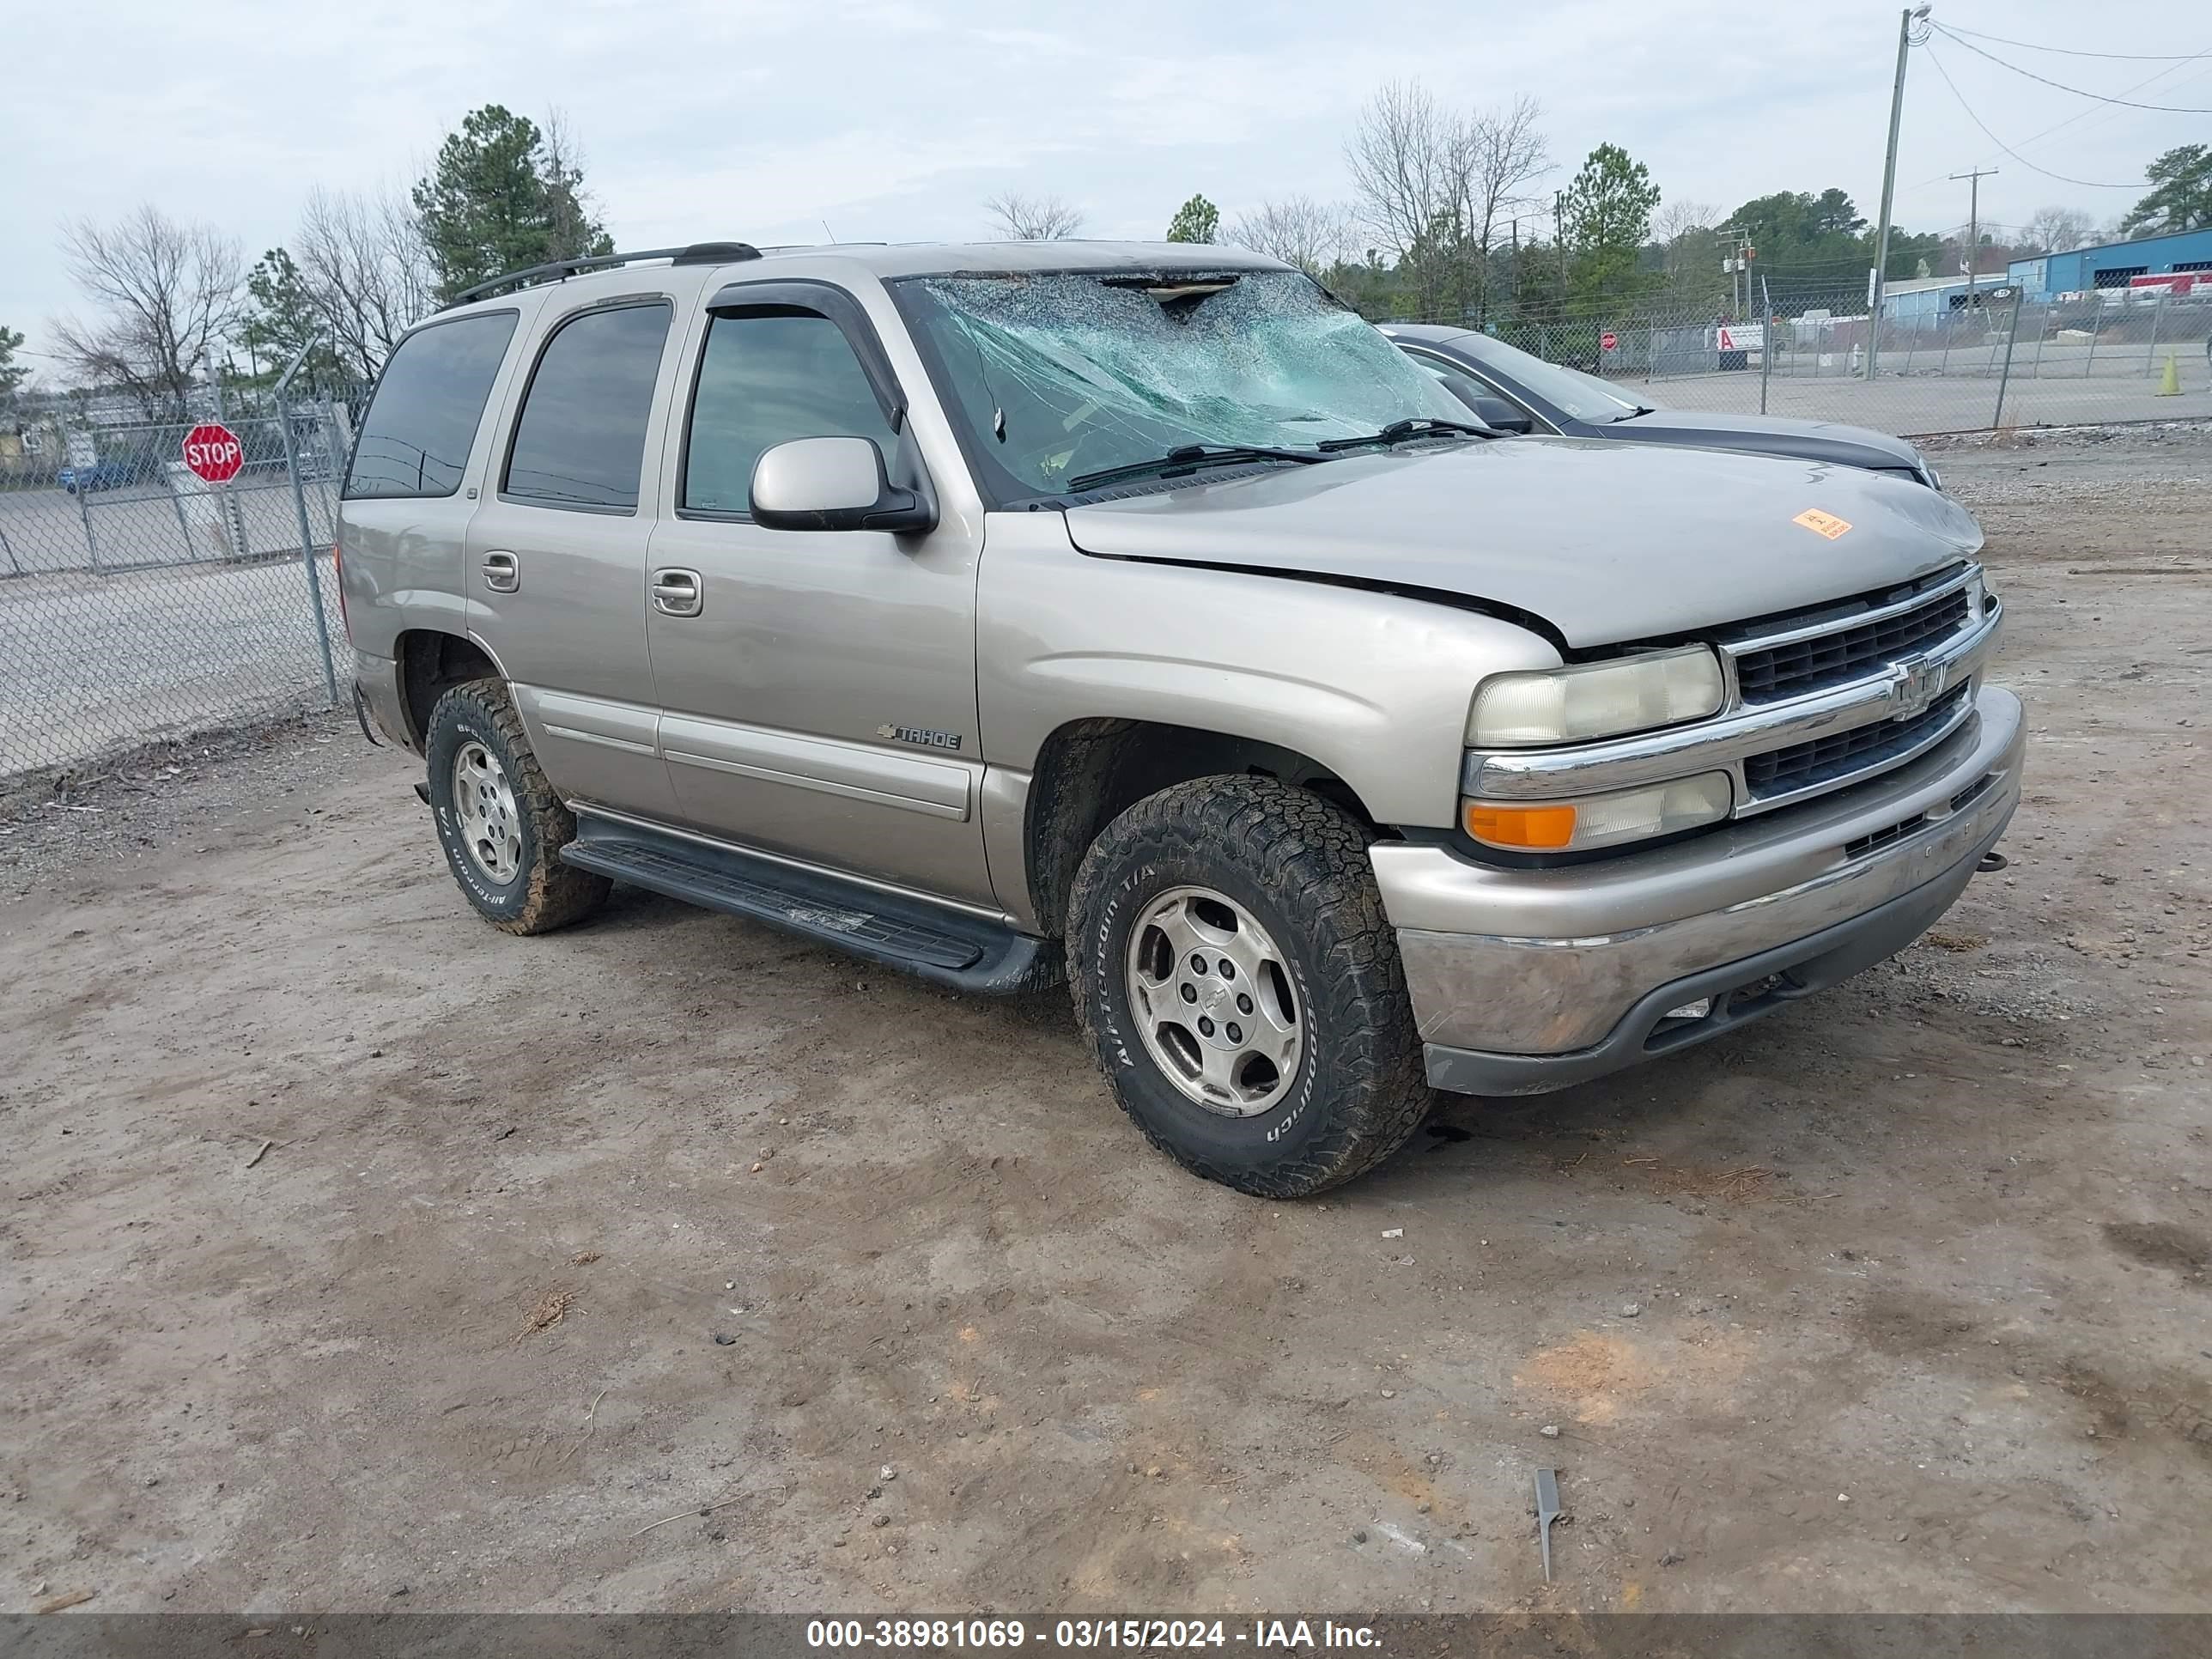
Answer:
[
  {"xmin": 422, "ymin": 680, "xmax": 608, "ymax": 935},
  {"xmin": 1068, "ymin": 776, "xmax": 1431, "ymax": 1197}
]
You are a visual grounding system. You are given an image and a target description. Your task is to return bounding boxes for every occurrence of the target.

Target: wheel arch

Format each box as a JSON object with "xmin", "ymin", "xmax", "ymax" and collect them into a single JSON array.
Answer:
[
  {"xmin": 1019, "ymin": 716, "xmax": 1383, "ymax": 939},
  {"xmin": 395, "ymin": 629, "xmax": 506, "ymax": 750}
]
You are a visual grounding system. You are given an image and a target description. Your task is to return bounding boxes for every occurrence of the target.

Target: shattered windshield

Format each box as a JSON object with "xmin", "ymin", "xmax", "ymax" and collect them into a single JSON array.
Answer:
[{"xmin": 896, "ymin": 270, "xmax": 1473, "ymax": 499}]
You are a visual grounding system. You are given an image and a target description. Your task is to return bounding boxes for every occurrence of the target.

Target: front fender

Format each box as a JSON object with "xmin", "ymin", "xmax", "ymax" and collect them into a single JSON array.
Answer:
[{"xmin": 976, "ymin": 513, "xmax": 1560, "ymax": 831}]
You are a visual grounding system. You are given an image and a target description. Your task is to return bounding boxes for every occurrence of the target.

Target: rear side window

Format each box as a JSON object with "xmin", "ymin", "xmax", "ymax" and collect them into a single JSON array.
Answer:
[
  {"xmin": 344, "ymin": 312, "xmax": 518, "ymax": 500},
  {"xmin": 682, "ymin": 311, "xmax": 897, "ymax": 515},
  {"xmin": 504, "ymin": 301, "xmax": 673, "ymax": 512}
]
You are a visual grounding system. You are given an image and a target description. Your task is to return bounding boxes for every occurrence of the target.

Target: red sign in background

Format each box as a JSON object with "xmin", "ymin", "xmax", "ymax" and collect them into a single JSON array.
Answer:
[{"xmin": 181, "ymin": 422, "xmax": 244, "ymax": 483}]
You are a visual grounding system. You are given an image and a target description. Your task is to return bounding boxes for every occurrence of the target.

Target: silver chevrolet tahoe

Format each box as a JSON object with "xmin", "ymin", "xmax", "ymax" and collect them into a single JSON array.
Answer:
[{"xmin": 338, "ymin": 240, "xmax": 2021, "ymax": 1198}]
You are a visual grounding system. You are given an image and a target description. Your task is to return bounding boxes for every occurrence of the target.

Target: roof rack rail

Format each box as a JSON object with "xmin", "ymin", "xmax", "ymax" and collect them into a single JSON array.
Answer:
[{"xmin": 447, "ymin": 242, "xmax": 763, "ymax": 307}]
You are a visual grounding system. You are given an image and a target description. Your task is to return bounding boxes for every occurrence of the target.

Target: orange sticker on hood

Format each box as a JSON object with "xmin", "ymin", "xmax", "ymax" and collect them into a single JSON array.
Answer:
[{"xmin": 1793, "ymin": 508, "xmax": 1853, "ymax": 539}]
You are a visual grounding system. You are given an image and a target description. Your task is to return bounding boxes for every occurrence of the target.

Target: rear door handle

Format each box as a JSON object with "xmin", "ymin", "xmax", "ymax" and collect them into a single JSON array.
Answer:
[
  {"xmin": 651, "ymin": 567, "xmax": 703, "ymax": 617},
  {"xmin": 481, "ymin": 550, "xmax": 520, "ymax": 593}
]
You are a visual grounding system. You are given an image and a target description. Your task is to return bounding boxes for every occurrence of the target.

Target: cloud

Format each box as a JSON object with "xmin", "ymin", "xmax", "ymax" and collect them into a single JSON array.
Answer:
[{"xmin": 3, "ymin": 0, "xmax": 2191, "ymax": 366}]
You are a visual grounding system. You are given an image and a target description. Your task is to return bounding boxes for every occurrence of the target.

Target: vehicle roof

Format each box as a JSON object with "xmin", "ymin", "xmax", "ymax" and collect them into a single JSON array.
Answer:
[{"xmin": 437, "ymin": 240, "xmax": 1294, "ymax": 321}]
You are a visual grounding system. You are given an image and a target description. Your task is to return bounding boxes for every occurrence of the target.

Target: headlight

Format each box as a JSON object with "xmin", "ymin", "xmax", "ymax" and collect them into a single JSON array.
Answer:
[
  {"xmin": 1468, "ymin": 647, "xmax": 1724, "ymax": 747},
  {"xmin": 1462, "ymin": 772, "xmax": 1734, "ymax": 853}
]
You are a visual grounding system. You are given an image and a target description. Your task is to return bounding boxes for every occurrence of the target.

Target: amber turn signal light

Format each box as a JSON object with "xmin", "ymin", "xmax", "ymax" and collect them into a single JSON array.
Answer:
[{"xmin": 1462, "ymin": 801, "xmax": 1578, "ymax": 850}]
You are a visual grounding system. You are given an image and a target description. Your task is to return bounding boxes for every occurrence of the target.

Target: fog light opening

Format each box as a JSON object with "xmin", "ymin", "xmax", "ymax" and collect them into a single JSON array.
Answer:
[{"xmin": 1661, "ymin": 997, "xmax": 1712, "ymax": 1022}]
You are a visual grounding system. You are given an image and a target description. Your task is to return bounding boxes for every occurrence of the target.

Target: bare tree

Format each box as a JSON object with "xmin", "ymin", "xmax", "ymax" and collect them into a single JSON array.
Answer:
[
  {"xmin": 50, "ymin": 206, "xmax": 243, "ymax": 413},
  {"xmin": 1653, "ymin": 199, "xmax": 1722, "ymax": 296},
  {"xmin": 2016, "ymin": 204, "xmax": 2097, "ymax": 258},
  {"xmin": 540, "ymin": 107, "xmax": 614, "ymax": 263},
  {"xmin": 1346, "ymin": 82, "xmax": 1551, "ymax": 320},
  {"xmin": 1224, "ymin": 196, "xmax": 1353, "ymax": 275},
  {"xmin": 1653, "ymin": 199, "xmax": 1717, "ymax": 243},
  {"xmin": 984, "ymin": 191, "xmax": 1086, "ymax": 240},
  {"xmin": 1463, "ymin": 95, "xmax": 1551, "ymax": 318},
  {"xmin": 294, "ymin": 186, "xmax": 434, "ymax": 381},
  {"xmin": 1344, "ymin": 81, "xmax": 1465, "ymax": 285}
]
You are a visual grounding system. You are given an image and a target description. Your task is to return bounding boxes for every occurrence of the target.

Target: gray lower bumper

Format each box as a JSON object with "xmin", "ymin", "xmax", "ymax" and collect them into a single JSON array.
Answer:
[
  {"xmin": 1421, "ymin": 817, "xmax": 2003, "ymax": 1096},
  {"xmin": 1373, "ymin": 686, "xmax": 2024, "ymax": 1095},
  {"xmin": 351, "ymin": 648, "xmax": 411, "ymax": 751}
]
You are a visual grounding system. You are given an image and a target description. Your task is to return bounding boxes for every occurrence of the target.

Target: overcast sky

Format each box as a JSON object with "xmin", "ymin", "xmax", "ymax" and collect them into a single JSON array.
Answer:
[{"xmin": 6, "ymin": 0, "xmax": 2205, "ymax": 370}]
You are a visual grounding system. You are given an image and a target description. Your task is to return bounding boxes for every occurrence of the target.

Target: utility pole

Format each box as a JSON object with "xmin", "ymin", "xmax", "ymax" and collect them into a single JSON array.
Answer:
[
  {"xmin": 1950, "ymin": 166, "xmax": 1996, "ymax": 313},
  {"xmin": 1868, "ymin": 3, "xmax": 1932, "ymax": 380},
  {"xmin": 1717, "ymin": 227, "xmax": 1755, "ymax": 318},
  {"xmin": 1553, "ymin": 191, "xmax": 1569, "ymax": 298}
]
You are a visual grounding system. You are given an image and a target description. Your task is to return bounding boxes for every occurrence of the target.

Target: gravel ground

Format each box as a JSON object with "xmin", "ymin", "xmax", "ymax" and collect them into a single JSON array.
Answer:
[{"xmin": 3, "ymin": 428, "xmax": 2209, "ymax": 1618}]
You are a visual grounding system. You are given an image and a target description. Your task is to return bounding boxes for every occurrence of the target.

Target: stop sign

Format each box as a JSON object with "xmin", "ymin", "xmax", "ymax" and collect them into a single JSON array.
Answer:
[
  {"xmin": 181, "ymin": 422, "xmax": 244, "ymax": 483},
  {"xmin": 1600, "ymin": 331, "xmax": 1620, "ymax": 352}
]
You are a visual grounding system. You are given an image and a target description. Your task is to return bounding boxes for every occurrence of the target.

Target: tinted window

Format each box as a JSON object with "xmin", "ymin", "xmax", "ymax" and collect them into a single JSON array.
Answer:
[
  {"xmin": 504, "ymin": 302, "xmax": 673, "ymax": 510},
  {"xmin": 683, "ymin": 312, "xmax": 896, "ymax": 514},
  {"xmin": 344, "ymin": 312, "xmax": 518, "ymax": 500},
  {"xmin": 1416, "ymin": 359, "xmax": 1500, "ymax": 416}
]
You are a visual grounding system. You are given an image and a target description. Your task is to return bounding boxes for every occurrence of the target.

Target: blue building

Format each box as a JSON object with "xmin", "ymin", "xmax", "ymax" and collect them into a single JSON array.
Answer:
[{"xmin": 2010, "ymin": 228, "xmax": 2212, "ymax": 298}]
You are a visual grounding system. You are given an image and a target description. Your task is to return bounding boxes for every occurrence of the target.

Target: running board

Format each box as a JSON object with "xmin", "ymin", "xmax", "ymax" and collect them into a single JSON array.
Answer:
[{"xmin": 562, "ymin": 814, "xmax": 1060, "ymax": 996}]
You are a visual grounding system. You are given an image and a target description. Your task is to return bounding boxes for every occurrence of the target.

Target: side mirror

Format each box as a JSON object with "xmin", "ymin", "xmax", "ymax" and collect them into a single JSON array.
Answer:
[
  {"xmin": 750, "ymin": 436, "xmax": 935, "ymax": 533},
  {"xmin": 1468, "ymin": 393, "xmax": 1534, "ymax": 435}
]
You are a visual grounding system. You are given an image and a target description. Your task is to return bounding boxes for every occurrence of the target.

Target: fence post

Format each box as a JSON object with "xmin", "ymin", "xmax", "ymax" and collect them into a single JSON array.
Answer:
[
  {"xmin": 1759, "ymin": 276, "xmax": 1773, "ymax": 416},
  {"xmin": 167, "ymin": 474, "xmax": 198, "ymax": 562},
  {"xmin": 1991, "ymin": 289, "xmax": 2023, "ymax": 430},
  {"xmin": 2145, "ymin": 290, "xmax": 2164, "ymax": 374},
  {"xmin": 2085, "ymin": 306, "xmax": 2100, "ymax": 378},
  {"xmin": 76, "ymin": 479, "xmax": 100, "ymax": 572},
  {"xmin": 275, "ymin": 338, "xmax": 339, "ymax": 705}
]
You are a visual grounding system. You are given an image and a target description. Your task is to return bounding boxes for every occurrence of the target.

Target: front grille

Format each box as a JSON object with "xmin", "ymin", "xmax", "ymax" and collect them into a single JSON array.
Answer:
[
  {"xmin": 1735, "ymin": 588, "xmax": 1971, "ymax": 702},
  {"xmin": 1745, "ymin": 685, "xmax": 1969, "ymax": 799}
]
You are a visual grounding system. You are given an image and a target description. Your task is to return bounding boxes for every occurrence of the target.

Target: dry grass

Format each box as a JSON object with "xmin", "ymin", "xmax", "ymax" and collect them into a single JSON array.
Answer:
[
  {"xmin": 1922, "ymin": 930, "xmax": 1987, "ymax": 953},
  {"xmin": 1623, "ymin": 1157, "xmax": 1778, "ymax": 1202},
  {"xmin": 516, "ymin": 1286, "xmax": 578, "ymax": 1343}
]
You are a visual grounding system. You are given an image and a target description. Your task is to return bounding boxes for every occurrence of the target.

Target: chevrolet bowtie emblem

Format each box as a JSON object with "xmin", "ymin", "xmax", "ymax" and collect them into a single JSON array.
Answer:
[{"xmin": 1893, "ymin": 655, "xmax": 1948, "ymax": 720}]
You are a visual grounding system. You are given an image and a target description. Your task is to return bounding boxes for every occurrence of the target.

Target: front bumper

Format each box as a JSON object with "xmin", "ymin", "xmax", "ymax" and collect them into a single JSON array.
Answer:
[{"xmin": 1372, "ymin": 685, "xmax": 2024, "ymax": 1095}]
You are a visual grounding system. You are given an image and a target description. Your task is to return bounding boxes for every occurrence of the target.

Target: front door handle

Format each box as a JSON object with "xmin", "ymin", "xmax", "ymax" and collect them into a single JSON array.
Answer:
[
  {"xmin": 651, "ymin": 567, "xmax": 703, "ymax": 617},
  {"xmin": 481, "ymin": 550, "xmax": 520, "ymax": 593}
]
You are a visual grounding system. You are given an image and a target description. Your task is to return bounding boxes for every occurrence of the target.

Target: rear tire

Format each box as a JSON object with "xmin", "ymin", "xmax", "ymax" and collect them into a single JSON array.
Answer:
[
  {"xmin": 423, "ymin": 680, "xmax": 608, "ymax": 935},
  {"xmin": 1068, "ymin": 775, "xmax": 1431, "ymax": 1197}
]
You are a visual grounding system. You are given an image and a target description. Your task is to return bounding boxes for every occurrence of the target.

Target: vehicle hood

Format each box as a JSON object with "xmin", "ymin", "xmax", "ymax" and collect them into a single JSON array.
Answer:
[
  {"xmin": 1606, "ymin": 408, "xmax": 1925, "ymax": 474},
  {"xmin": 1061, "ymin": 437, "xmax": 1983, "ymax": 650}
]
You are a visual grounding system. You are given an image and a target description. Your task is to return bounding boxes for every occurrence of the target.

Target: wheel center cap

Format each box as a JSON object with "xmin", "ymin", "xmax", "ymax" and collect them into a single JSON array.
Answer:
[{"xmin": 1200, "ymin": 983, "xmax": 1231, "ymax": 1018}]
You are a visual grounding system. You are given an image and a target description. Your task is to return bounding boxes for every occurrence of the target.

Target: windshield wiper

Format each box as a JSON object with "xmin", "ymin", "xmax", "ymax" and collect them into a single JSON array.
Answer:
[
  {"xmin": 1064, "ymin": 444, "xmax": 1324, "ymax": 494},
  {"xmin": 1315, "ymin": 416, "xmax": 1496, "ymax": 452}
]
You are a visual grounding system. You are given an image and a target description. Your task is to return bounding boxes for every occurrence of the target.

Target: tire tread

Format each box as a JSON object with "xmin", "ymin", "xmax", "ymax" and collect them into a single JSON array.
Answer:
[{"xmin": 1069, "ymin": 775, "xmax": 1431, "ymax": 1197}]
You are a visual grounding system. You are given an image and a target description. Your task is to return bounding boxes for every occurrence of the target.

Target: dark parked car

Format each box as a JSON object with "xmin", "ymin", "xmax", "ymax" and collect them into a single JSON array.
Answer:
[
  {"xmin": 1382, "ymin": 324, "xmax": 1943, "ymax": 489},
  {"xmin": 58, "ymin": 456, "xmax": 143, "ymax": 495}
]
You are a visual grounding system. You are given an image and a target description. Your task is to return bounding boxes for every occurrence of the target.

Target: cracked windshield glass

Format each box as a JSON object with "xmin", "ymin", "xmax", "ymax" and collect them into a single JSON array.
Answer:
[{"xmin": 902, "ymin": 270, "xmax": 1473, "ymax": 497}]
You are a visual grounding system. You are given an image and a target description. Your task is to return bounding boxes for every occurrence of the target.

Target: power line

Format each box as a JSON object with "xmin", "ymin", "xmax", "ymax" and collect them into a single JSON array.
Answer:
[
  {"xmin": 1902, "ymin": 45, "xmax": 2212, "ymax": 192},
  {"xmin": 1922, "ymin": 47, "xmax": 2148, "ymax": 191},
  {"xmin": 1939, "ymin": 23, "xmax": 2212, "ymax": 63},
  {"xmin": 1933, "ymin": 24, "xmax": 2212, "ymax": 112}
]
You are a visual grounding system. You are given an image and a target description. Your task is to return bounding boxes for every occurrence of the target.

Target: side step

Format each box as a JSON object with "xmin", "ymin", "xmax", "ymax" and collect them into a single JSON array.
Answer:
[{"xmin": 561, "ymin": 814, "xmax": 1061, "ymax": 996}]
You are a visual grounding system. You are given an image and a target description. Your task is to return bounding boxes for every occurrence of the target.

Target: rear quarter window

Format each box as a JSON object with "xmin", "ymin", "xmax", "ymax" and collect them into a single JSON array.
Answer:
[{"xmin": 343, "ymin": 311, "xmax": 519, "ymax": 501}]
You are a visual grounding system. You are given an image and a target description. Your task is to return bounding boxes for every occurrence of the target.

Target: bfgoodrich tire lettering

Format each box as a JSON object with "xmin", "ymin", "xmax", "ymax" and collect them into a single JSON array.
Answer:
[
  {"xmin": 1069, "ymin": 775, "xmax": 1431, "ymax": 1196},
  {"xmin": 422, "ymin": 680, "xmax": 609, "ymax": 935}
]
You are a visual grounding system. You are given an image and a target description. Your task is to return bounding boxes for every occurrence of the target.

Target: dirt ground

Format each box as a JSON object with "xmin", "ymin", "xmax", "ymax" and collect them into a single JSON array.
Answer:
[{"xmin": 3, "ymin": 425, "xmax": 2209, "ymax": 1618}]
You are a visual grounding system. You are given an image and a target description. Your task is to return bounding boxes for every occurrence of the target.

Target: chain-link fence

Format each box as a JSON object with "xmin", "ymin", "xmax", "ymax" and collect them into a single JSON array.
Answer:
[
  {"xmin": 1379, "ymin": 280, "xmax": 2210, "ymax": 438},
  {"xmin": 0, "ymin": 387, "xmax": 357, "ymax": 784},
  {"xmin": 6, "ymin": 279, "xmax": 2206, "ymax": 789}
]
